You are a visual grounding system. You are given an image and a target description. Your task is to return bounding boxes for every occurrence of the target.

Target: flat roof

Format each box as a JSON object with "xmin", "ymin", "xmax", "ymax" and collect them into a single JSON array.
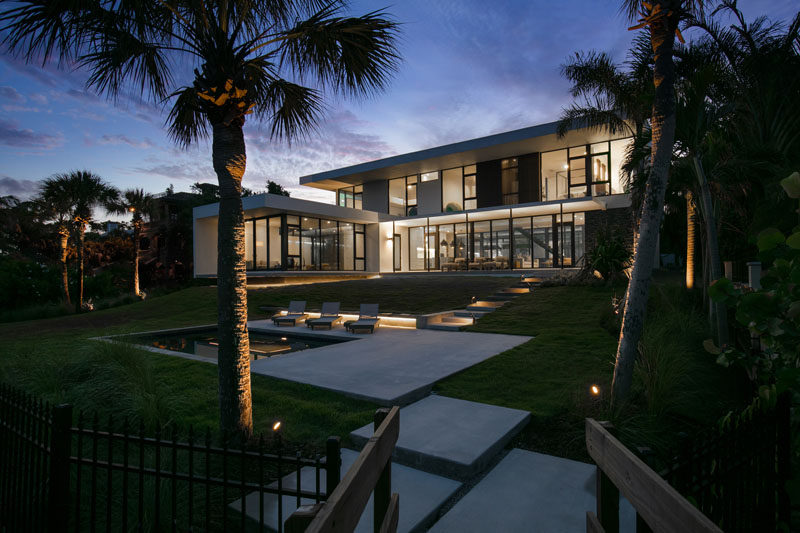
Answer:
[{"xmin": 299, "ymin": 120, "xmax": 631, "ymax": 191}]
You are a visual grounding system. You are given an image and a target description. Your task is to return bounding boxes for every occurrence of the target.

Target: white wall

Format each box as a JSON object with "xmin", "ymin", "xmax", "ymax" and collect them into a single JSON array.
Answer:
[
  {"xmin": 378, "ymin": 222, "xmax": 394, "ymax": 273},
  {"xmin": 193, "ymin": 216, "xmax": 218, "ymax": 277}
]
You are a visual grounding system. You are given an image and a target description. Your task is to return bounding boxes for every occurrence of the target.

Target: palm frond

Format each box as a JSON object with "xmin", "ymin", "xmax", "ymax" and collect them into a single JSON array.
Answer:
[
  {"xmin": 259, "ymin": 78, "xmax": 324, "ymax": 142},
  {"xmin": 278, "ymin": 5, "xmax": 400, "ymax": 97},
  {"xmin": 0, "ymin": 0, "xmax": 82, "ymax": 65},
  {"xmin": 166, "ymin": 86, "xmax": 209, "ymax": 148}
]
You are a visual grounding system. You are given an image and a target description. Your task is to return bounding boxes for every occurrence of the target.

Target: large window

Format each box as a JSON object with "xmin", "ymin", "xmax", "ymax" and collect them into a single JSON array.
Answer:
[
  {"xmin": 568, "ymin": 146, "xmax": 588, "ymax": 198},
  {"xmin": 472, "ymin": 221, "xmax": 491, "ymax": 260},
  {"xmin": 513, "ymin": 217, "xmax": 532, "ymax": 268},
  {"xmin": 389, "ymin": 176, "xmax": 418, "ymax": 216},
  {"xmin": 337, "ymin": 185, "xmax": 363, "ymax": 209},
  {"xmin": 464, "ymin": 165, "xmax": 477, "ymax": 210},
  {"xmin": 409, "ymin": 226, "xmax": 425, "ymax": 270},
  {"xmin": 339, "ymin": 222, "xmax": 355, "ymax": 270},
  {"xmin": 244, "ymin": 215, "xmax": 282, "ymax": 270},
  {"xmin": 541, "ymin": 150, "xmax": 569, "ymax": 201},
  {"xmin": 492, "ymin": 219, "xmax": 510, "ymax": 260},
  {"xmin": 442, "ymin": 168, "xmax": 463, "ymax": 212},
  {"xmin": 320, "ymin": 219, "xmax": 338, "ymax": 270},
  {"xmin": 532, "ymin": 215, "xmax": 554, "ymax": 268},
  {"xmin": 501, "ymin": 158, "xmax": 519, "ymax": 205}
]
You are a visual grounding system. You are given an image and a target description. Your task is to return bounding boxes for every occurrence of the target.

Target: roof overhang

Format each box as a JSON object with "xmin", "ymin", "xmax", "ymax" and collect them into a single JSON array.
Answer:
[
  {"xmin": 193, "ymin": 193, "xmax": 392, "ymax": 223},
  {"xmin": 300, "ymin": 120, "xmax": 632, "ymax": 191}
]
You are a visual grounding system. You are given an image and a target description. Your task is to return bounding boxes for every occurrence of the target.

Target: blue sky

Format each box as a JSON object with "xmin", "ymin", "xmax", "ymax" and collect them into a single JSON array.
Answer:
[{"xmin": 1, "ymin": 0, "xmax": 796, "ymax": 210}]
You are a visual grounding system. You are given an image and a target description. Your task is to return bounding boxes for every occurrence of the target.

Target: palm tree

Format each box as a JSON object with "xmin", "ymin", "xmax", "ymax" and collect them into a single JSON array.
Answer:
[
  {"xmin": 1, "ymin": 1, "xmax": 400, "ymax": 436},
  {"xmin": 610, "ymin": 0, "xmax": 708, "ymax": 406},
  {"xmin": 52, "ymin": 171, "xmax": 119, "ymax": 311},
  {"xmin": 109, "ymin": 189, "xmax": 156, "ymax": 296},
  {"xmin": 40, "ymin": 176, "xmax": 78, "ymax": 306}
]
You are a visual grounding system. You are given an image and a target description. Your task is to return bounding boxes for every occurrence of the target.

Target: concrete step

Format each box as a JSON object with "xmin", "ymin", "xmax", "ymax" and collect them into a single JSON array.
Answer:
[
  {"xmin": 230, "ymin": 448, "xmax": 462, "ymax": 533},
  {"xmin": 498, "ymin": 287, "xmax": 530, "ymax": 294},
  {"xmin": 465, "ymin": 301, "xmax": 505, "ymax": 312},
  {"xmin": 441, "ymin": 316, "xmax": 472, "ymax": 324},
  {"xmin": 453, "ymin": 309, "xmax": 490, "ymax": 318},
  {"xmin": 427, "ymin": 324, "xmax": 466, "ymax": 332},
  {"xmin": 350, "ymin": 395, "xmax": 530, "ymax": 480},
  {"xmin": 429, "ymin": 449, "xmax": 636, "ymax": 533}
]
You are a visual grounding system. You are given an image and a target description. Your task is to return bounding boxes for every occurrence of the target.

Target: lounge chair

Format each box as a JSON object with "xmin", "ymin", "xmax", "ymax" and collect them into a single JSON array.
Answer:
[
  {"xmin": 306, "ymin": 302, "xmax": 342, "ymax": 330},
  {"xmin": 272, "ymin": 300, "xmax": 307, "ymax": 326},
  {"xmin": 345, "ymin": 304, "xmax": 380, "ymax": 334}
]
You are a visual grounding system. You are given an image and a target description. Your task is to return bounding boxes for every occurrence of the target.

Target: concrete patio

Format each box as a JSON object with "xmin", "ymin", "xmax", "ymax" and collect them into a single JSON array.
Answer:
[{"xmin": 247, "ymin": 320, "xmax": 531, "ymax": 405}]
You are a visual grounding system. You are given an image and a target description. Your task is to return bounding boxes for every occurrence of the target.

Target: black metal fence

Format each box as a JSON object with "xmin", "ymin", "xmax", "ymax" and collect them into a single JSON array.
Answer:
[
  {"xmin": 653, "ymin": 392, "xmax": 791, "ymax": 532},
  {"xmin": 0, "ymin": 383, "xmax": 341, "ymax": 532}
]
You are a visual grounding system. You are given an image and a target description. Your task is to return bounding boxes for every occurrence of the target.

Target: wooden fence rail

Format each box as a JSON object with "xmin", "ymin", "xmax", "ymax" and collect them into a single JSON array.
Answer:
[
  {"xmin": 286, "ymin": 406, "xmax": 400, "ymax": 533},
  {"xmin": 585, "ymin": 418, "xmax": 722, "ymax": 533}
]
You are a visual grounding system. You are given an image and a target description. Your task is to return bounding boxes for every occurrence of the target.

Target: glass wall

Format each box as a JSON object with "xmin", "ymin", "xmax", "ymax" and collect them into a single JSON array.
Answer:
[
  {"xmin": 388, "ymin": 178, "xmax": 406, "ymax": 216},
  {"xmin": 464, "ymin": 165, "xmax": 477, "ymax": 210},
  {"xmin": 501, "ymin": 158, "xmax": 519, "ymax": 205},
  {"xmin": 337, "ymin": 185, "xmax": 362, "ymax": 209},
  {"xmin": 404, "ymin": 212, "xmax": 586, "ymax": 271},
  {"xmin": 541, "ymin": 149, "xmax": 569, "ymax": 201},
  {"xmin": 243, "ymin": 214, "xmax": 365, "ymax": 272},
  {"xmin": 442, "ymin": 168, "xmax": 463, "ymax": 212}
]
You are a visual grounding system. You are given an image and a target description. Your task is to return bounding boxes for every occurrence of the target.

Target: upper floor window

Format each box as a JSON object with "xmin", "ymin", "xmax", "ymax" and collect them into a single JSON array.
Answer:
[
  {"xmin": 501, "ymin": 158, "xmax": 519, "ymax": 205},
  {"xmin": 337, "ymin": 185, "xmax": 363, "ymax": 209},
  {"xmin": 420, "ymin": 171, "xmax": 438, "ymax": 182},
  {"xmin": 389, "ymin": 176, "xmax": 417, "ymax": 216}
]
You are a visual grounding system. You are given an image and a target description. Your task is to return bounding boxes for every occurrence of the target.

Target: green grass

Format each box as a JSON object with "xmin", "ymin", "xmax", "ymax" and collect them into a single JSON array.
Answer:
[
  {"xmin": 0, "ymin": 276, "xmax": 513, "ymax": 448},
  {"xmin": 435, "ymin": 281, "xmax": 743, "ymax": 462}
]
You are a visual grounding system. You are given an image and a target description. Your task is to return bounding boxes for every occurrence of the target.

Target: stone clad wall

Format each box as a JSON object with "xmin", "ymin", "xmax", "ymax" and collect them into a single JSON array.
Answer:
[{"xmin": 585, "ymin": 207, "xmax": 635, "ymax": 257}]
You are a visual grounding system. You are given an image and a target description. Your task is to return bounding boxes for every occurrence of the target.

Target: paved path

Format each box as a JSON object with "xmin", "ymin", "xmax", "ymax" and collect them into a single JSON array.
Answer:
[
  {"xmin": 429, "ymin": 448, "xmax": 636, "ymax": 532},
  {"xmin": 230, "ymin": 448, "xmax": 461, "ymax": 533},
  {"xmin": 350, "ymin": 395, "xmax": 530, "ymax": 479},
  {"xmin": 248, "ymin": 321, "xmax": 531, "ymax": 405}
]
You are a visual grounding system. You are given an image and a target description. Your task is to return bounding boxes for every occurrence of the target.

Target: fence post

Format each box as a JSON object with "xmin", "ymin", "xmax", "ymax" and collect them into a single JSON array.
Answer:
[
  {"xmin": 48, "ymin": 404, "xmax": 73, "ymax": 531},
  {"xmin": 634, "ymin": 447, "xmax": 654, "ymax": 533},
  {"xmin": 325, "ymin": 436, "xmax": 341, "ymax": 499},
  {"xmin": 596, "ymin": 421, "xmax": 619, "ymax": 533},
  {"xmin": 373, "ymin": 408, "xmax": 391, "ymax": 533}
]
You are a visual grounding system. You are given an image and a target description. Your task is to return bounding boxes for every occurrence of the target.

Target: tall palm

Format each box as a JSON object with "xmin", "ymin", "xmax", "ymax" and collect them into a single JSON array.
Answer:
[
  {"xmin": 610, "ymin": 0, "xmax": 707, "ymax": 406},
  {"xmin": 109, "ymin": 188, "xmax": 156, "ymax": 296},
  {"xmin": 40, "ymin": 176, "xmax": 78, "ymax": 306},
  {"xmin": 2, "ymin": 1, "xmax": 400, "ymax": 436},
  {"xmin": 55, "ymin": 171, "xmax": 119, "ymax": 311}
]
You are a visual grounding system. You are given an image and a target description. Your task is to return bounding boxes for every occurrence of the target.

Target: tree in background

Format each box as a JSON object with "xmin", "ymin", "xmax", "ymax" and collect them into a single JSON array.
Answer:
[
  {"xmin": 2, "ymin": 0, "xmax": 400, "ymax": 436},
  {"xmin": 40, "ymin": 177, "xmax": 79, "ymax": 305},
  {"xmin": 109, "ymin": 189, "xmax": 156, "ymax": 296},
  {"xmin": 267, "ymin": 180, "xmax": 290, "ymax": 196}
]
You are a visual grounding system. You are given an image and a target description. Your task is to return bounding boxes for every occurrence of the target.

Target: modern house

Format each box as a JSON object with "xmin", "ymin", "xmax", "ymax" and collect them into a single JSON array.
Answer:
[{"xmin": 193, "ymin": 120, "xmax": 633, "ymax": 277}]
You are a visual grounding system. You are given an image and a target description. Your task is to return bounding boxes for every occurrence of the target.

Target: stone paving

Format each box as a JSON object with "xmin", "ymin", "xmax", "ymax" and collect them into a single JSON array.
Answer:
[
  {"xmin": 429, "ymin": 449, "xmax": 636, "ymax": 533},
  {"xmin": 350, "ymin": 395, "xmax": 530, "ymax": 479},
  {"xmin": 247, "ymin": 321, "xmax": 531, "ymax": 405}
]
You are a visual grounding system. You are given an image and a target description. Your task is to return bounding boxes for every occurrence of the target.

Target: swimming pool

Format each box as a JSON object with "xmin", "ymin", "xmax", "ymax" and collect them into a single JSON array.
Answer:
[{"xmin": 128, "ymin": 328, "xmax": 349, "ymax": 360}]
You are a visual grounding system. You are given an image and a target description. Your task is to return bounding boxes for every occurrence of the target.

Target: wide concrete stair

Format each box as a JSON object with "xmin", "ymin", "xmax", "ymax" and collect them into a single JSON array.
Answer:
[
  {"xmin": 350, "ymin": 395, "xmax": 530, "ymax": 481},
  {"xmin": 229, "ymin": 448, "xmax": 462, "ymax": 533}
]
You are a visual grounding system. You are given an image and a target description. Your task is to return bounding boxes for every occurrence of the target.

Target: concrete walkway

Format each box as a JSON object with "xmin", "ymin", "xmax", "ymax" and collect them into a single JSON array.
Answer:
[
  {"xmin": 248, "ymin": 321, "xmax": 531, "ymax": 405},
  {"xmin": 350, "ymin": 395, "xmax": 530, "ymax": 479},
  {"xmin": 230, "ymin": 448, "xmax": 461, "ymax": 533},
  {"xmin": 429, "ymin": 449, "xmax": 636, "ymax": 533}
]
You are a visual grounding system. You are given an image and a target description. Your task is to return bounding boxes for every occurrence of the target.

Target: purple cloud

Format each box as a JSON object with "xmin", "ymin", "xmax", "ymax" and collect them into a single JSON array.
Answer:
[
  {"xmin": 0, "ymin": 176, "xmax": 41, "ymax": 199},
  {"xmin": 0, "ymin": 86, "xmax": 25, "ymax": 103},
  {"xmin": 0, "ymin": 119, "xmax": 64, "ymax": 149},
  {"xmin": 98, "ymin": 134, "xmax": 156, "ymax": 149}
]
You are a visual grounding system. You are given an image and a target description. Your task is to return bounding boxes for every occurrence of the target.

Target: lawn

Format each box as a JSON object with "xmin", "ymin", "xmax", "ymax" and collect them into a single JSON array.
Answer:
[
  {"xmin": 435, "ymin": 278, "xmax": 744, "ymax": 462},
  {"xmin": 0, "ymin": 275, "xmax": 513, "ymax": 448}
]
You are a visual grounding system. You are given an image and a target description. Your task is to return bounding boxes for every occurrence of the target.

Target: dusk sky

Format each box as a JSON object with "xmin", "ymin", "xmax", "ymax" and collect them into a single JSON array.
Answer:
[{"xmin": 1, "ymin": 0, "xmax": 796, "ymax": 215}]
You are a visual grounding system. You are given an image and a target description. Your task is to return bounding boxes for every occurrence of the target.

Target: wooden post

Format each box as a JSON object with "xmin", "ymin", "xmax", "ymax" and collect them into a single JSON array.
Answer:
[
  {"xmin": 634, "ymin": 447, "xmax": 654, "ymax": 533},
  {"xmin": 325, "ymin": 436, "xmax": 341, "ymax": 499},
  {"xmin": 374, "ymin": 408, "xmax": 392, "ymax": 533},
  {"xmin": 596, "ymin": 421, "xmax": 619, "ymax": 533},
  {"xmin": 48, "ymin": 404, "xmax": 73, "ymax": 531},
  {"xmin": 285, "ymin": 503, "xmax": 324, "ymax": 533}
]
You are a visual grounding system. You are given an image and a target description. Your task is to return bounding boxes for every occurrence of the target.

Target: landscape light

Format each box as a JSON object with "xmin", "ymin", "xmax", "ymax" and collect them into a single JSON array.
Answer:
[
  {"xmin": 272, "ymin": 421, "xmax": 282, "ymax": 432},
  {"xmin": 590, "ymin": 385, "xmax": 600, "ymax": 396},
  {"xmin": 280, "ymin": 336, "xmax": 288, "ymax": 341}
]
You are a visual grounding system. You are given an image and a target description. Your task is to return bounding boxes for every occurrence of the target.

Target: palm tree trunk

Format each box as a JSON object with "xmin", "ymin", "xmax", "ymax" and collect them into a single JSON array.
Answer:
[
  {"xmin": 76, "ymin": 223, "xmax": 85, "ymax": 312},
  {"xmin": 611, "ymin": 11, "xmax": 678, "ymax": 406},
  {"xmin": 693, "ymin": 155, "xmax": 729, "ymax": 347},
  {"xmin": 685, "ymin": 191, "xmax": 696, "ymax": 289},
  {"xmin": 212, "ymin": 121, "xmax": 253, "ymax": 438},
  {"xmin": 59, "ymin": 227, "xmax": 71, "ymax": 305},
  {"xmin": 133, "ymin": 221, "xmax": 140, "ymax": 296}
]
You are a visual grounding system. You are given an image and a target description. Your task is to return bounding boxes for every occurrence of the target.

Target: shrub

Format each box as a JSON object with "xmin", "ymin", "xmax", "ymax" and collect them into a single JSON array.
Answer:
[{"xmin": 586, "ymin": 225, "xmax": 632, "ymax": 283}]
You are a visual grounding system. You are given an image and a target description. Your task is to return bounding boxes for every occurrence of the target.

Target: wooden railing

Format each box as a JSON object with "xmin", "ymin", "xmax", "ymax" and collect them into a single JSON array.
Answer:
[
  {"xmin": 286, "ymin": 407, "xmax": 400, "ymax": 533},
  {"xmin": 585, "ymin": 419, "xmax": 722, "ymax": 533}
]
